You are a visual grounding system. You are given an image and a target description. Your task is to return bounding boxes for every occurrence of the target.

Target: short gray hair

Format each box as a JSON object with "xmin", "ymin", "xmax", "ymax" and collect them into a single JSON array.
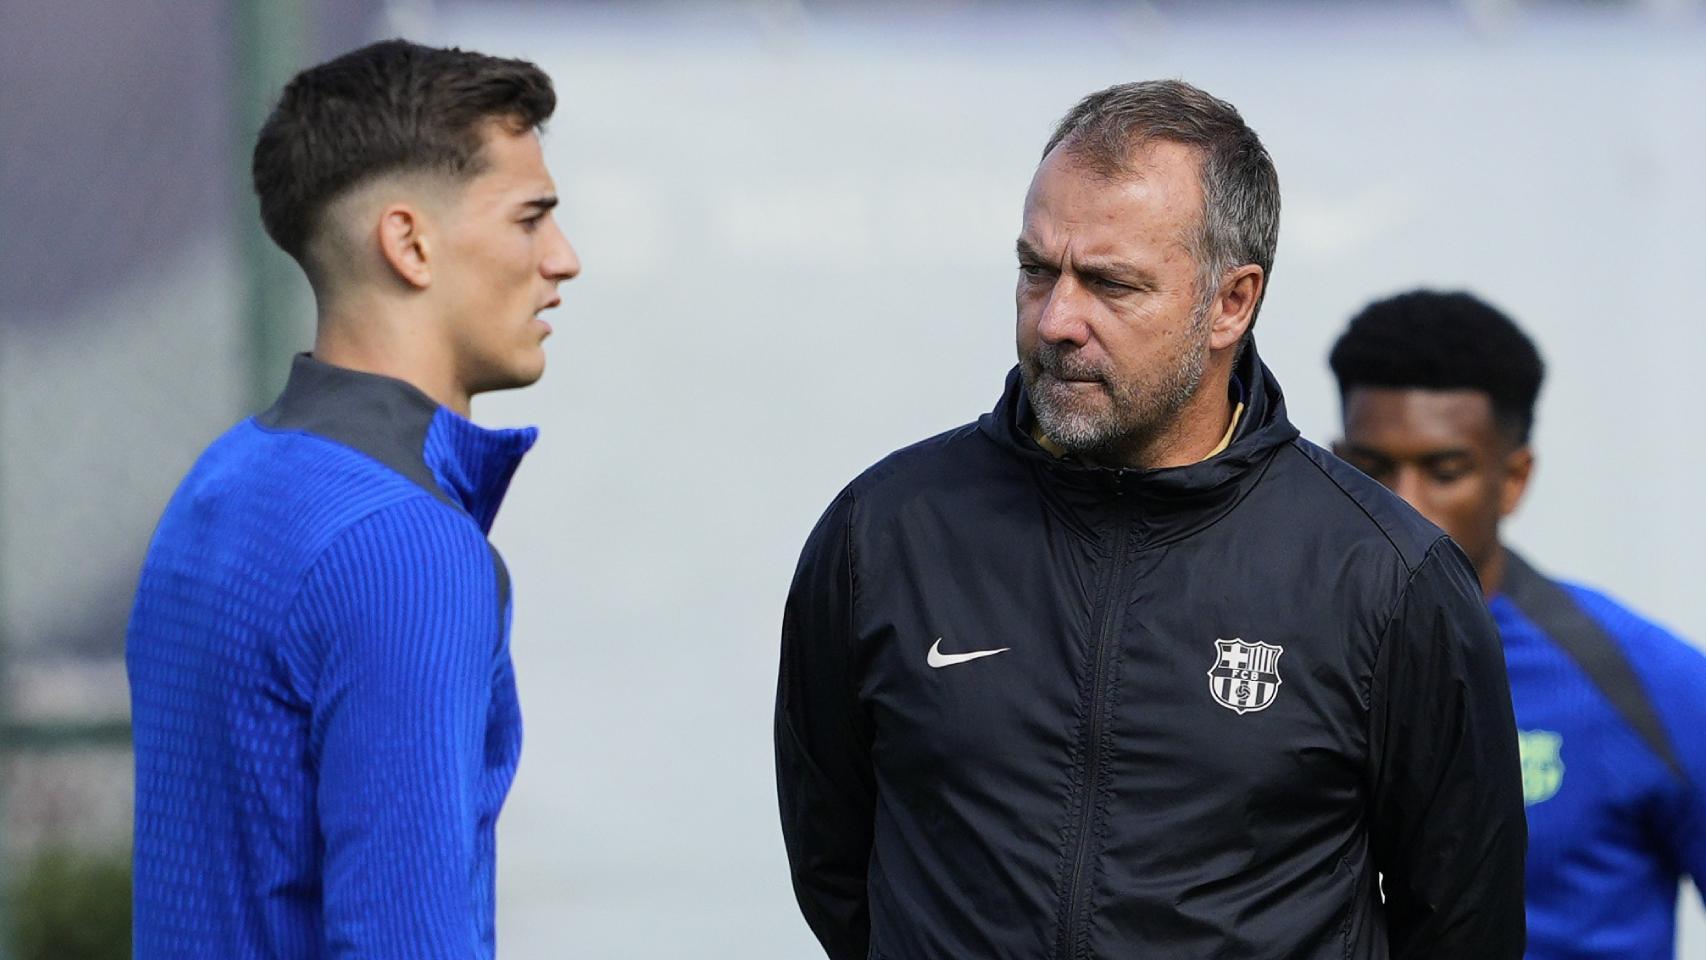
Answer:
[{"xmin": 1044, "ymin": 79, "xmax": 1280, "ymax": 326}]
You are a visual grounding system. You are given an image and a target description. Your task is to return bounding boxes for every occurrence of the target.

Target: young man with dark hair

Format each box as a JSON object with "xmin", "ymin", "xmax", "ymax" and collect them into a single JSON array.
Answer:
[
  {"xmin": 1331, "ymin": 289, "xmax": 1706, "ymax": 960},
  {"xmin": 777, "ymin": 81, "xmax": 1526, "ymax": 960},
  {"xmin": 126, "ymin": 39, "xmax": 578, "ymax": 958}
]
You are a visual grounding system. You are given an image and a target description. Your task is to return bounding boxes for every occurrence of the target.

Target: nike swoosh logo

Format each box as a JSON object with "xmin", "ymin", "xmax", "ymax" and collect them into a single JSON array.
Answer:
[{"xmin": 927, "ymin": 637, "xmax": 1011, "ymax": 668}]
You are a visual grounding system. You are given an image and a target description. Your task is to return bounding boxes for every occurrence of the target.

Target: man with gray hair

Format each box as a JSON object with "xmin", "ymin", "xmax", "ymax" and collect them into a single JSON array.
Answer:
[{"xmin": 776, "ymin": 80, "xmax": 1526, "ymax": 959}]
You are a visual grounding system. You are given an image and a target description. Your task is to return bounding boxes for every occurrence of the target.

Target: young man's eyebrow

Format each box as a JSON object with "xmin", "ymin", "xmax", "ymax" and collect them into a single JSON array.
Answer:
[
  {"xmin": 1341, "ymin": 444, "xmax": 1473, "ymax": 464},
  {"xmin": 519, "ymin": 196, "xmax": 558, "ymax": 213},
  {"xmin": 1419, "ymin": 449, "xmax": 1476, "ymax": 465}
]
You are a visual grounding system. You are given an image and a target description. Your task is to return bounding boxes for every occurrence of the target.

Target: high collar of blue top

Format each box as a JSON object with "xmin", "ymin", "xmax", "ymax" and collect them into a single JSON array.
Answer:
[{"xmin": 260, "ymin": 353, "xmax": 538, "ymax": 534}]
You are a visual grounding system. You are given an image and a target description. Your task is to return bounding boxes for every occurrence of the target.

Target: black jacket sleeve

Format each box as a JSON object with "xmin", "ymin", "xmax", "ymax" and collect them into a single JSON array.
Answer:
[
  {"xmin": 1367, "ymin": 538, "xmax": 1527, "ymax": 959},
  {"xmin": 776, "ymin": 491, "xmax": 876, "ymax": 960}
]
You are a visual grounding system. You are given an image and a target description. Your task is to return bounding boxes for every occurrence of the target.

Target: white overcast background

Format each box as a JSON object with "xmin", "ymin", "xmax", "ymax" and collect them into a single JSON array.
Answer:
[{"xmin": 401, "ymin": 3, "xmax": 1706, "ymax": 956}]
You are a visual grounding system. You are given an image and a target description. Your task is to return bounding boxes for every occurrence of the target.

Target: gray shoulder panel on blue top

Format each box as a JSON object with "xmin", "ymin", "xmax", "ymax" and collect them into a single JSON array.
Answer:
[
  {"xmin": 256, "ymin": 353, "xmax": 451, "ymax": 508},
  {"xmin": 258, "ymin": 353, "xmax": 512, "ymax": 631}
]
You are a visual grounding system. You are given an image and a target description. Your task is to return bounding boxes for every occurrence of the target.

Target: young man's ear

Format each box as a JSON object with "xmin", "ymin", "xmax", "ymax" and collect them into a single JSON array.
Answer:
[
  {"xmin": 377, "ymin": 204, "xmax": 433, "ymax": 289},
  {"xmin": 1499, "ymin": 446, "xmax": 1535, "ymax": 518}
]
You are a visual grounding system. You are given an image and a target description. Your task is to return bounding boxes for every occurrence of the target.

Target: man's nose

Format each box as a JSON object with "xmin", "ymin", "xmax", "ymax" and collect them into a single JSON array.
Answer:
[
  {"xmin": 543, "ymin": 221, "xmax": 581, "ymax": 282},
  {"xmin": 1036, "ymin": 277, "xmax": 1090, "ymax": 346}
]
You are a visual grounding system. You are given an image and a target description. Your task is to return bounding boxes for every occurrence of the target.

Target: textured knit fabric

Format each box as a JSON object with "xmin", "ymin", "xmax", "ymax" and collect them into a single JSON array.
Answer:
[
  {"xmin": 1492, "ymin": 556, "xmax": 1706, "ymax": 960},
  {"xmin": 127, "ymin": 355, "xmax": 536, "ymax": 959}
]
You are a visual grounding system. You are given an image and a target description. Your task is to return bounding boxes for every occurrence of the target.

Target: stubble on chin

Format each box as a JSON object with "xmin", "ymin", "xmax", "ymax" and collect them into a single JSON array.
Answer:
[
  {"xmin": 1021, "ymin": 338, "xmax": 1208, "ymax": 462},
  {"xmin": 1026, "ymin": 370, "xmax": 1118, "ymax": 453}
]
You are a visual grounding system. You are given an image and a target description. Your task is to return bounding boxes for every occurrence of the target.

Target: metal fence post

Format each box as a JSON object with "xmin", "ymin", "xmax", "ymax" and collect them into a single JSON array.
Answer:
[
  {"xmin": 236, "ymin": 0, "xmax": 310, "ymax": 412},
  {"xmin": 0, "ymin": 5, "xmax": 308, "ymax": 956}
]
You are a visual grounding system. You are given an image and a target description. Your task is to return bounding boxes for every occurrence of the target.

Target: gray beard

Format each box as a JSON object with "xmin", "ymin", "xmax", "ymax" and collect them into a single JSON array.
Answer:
[{"xmin": 1022, "ymin": 312, "xmax": 1211, "ymax": 464}]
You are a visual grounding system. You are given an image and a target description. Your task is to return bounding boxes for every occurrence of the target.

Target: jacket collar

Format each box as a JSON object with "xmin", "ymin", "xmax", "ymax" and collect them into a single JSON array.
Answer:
[
  {"xmin": 976, "ymin": 341, "xmax": 1300, "ymax": 546},
  {"xmin": 257, "ymin": 353, "xmax": 537, "ymax": 533}
]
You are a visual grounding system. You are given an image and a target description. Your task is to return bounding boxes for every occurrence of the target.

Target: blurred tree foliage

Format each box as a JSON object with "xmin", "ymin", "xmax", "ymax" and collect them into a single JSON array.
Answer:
[{"xmin": 5, "ymin": 846, "xmax": 130, "ymax": 960}]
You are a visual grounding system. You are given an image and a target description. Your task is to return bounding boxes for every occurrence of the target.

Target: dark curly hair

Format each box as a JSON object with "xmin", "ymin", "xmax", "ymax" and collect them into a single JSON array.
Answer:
[
  {"xmin": 1329, "ymin": 289, "xmax": 1545, "ymax": 444},
  {"xmin": 252, "ymin": 39, "xmax": 555, "ymax": 269}
]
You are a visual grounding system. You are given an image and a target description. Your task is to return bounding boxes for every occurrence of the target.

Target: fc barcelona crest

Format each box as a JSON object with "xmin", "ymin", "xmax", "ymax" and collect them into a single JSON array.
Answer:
[
  {"xmin": 1518, "ymin": 729, "xmax": 1564, "ymax": 806},
  {"xmin": 1207, "ymin": 638, "xmax": 1284, "ymax": 714}
]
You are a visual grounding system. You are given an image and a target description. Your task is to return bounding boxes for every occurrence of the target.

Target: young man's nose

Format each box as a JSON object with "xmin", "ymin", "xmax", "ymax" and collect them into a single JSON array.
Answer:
[{"xmin": 543, "ymin": 222, "xmax": 581, "ymax": 281}]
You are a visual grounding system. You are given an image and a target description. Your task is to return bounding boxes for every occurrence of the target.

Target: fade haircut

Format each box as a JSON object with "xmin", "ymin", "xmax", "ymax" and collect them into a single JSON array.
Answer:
[
  {"xmin": 252, "ymin": 39, "xmax": 555, "ymax": 271},
  {"xmin": 1329, "ymin": 289, "xmax": 1546, "ymax": 445},
  {"xmin": 1044, "ymin": 79, "xmax": 1281, "ymax": 327}
]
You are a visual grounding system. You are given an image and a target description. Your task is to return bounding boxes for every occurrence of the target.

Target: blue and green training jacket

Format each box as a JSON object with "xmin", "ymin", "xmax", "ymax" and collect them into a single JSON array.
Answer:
[{"xmin": 1495, "ymin": 552, "xmax": 1706, "ymax": 960}]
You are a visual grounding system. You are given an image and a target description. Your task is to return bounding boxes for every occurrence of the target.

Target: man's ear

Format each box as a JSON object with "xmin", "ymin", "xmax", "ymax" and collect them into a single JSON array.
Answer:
[
  {"xmin": 1207, "ymin": 264, "xmax": 1263, "ymax": 352},
  {"xmin": 377, "ymin": 203, "xmax": 432, "ymax": 290},
  {"xmin": 1500, "ymin": 445, "xmax": 1535, "ymax": 518}
]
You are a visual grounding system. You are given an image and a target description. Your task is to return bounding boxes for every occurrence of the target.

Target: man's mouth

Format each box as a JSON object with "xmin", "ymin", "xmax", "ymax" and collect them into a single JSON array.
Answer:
[
  {"xmin": 1042, "ymin": 367, "xmax": 1103, "ymax": 385},
  {"xmin": 1030, "ymin": 348, "xmax": 1102, "ymax": 384},
  {"xmin": 533, "ymin": 297, "xmax": 560, "ymax": 331},
  {"xmin": 531, "ymin": 298, "xmax": 559, "ymax": 337}
]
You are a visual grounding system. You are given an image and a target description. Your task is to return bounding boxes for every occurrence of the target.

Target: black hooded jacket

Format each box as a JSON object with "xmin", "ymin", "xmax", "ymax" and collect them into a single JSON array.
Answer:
[{"xmin": 776, "ymin": 348, "xmax": 1526, "ymax": 960}]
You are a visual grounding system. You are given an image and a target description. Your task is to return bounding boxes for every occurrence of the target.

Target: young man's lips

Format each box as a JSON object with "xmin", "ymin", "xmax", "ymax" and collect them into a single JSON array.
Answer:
[{"xmin": 534, "ymin": 298, "xmax": 560, "ymax": 336}]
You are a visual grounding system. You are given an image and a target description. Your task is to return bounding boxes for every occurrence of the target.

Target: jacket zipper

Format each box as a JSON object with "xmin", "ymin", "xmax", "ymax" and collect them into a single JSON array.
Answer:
[{"xmin": 1056, "ymin": 491, "xmax": 1130, "ymax": 960}]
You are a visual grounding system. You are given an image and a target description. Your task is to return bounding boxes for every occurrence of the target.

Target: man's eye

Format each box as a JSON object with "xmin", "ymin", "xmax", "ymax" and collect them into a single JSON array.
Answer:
[
  {"xmin": 1018, "ymin": 263, "xmax": 1047, "ymax": 279},
  {"xmin": 1092, "ymin": 277, "xmax": 1133, "ymax": 293},
  {"xmin": 1430, "ymin": 468, "xmax": 1470, "ymax": 484},
  {"xmin": 520, "ymin": 215, "xmax": 545, "ymax": 232}
]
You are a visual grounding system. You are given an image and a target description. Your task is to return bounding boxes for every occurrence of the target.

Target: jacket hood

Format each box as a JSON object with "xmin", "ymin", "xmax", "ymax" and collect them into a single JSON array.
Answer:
[{"xmin": 976, "ymin": 340, "xmax": 1300, "ymax": 545}]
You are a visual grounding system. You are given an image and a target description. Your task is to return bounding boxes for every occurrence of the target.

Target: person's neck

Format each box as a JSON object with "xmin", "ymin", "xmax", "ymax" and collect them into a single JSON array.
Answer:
[
  {"xmin": 312, "ymin": 303, "xmax": 471, "ymax": 417},
  {"xmin": 1478, "ymin": 543, "xmax": 1508, "ymax": 601}
]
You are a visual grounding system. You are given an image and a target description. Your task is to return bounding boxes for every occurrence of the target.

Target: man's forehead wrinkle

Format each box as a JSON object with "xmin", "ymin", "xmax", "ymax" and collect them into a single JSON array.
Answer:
[
  {"xmin": 1068, "ymin": 140, "xmax": 1206, "ymax": 247},
  {"xmin": 1044, "ymin": 167, "xmax": 1197, "ymax": 235},
  {"xmin": 1018, "ymin": 226, "xmax": 1094, "ymax": 268},
  {"xmin": 1021, "ymin": 152, "xmax": 1202, "ymax": 281}
]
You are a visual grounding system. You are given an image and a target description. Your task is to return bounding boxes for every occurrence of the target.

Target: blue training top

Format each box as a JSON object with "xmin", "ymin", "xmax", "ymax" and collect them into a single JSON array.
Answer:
[
  {"xmin": 1493, "ymin": 552, "xmax": 1706, "ymax": 960},
  {"xmin": 126, "ymin": 354, "xmax": 537, "ymax": 958}
]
